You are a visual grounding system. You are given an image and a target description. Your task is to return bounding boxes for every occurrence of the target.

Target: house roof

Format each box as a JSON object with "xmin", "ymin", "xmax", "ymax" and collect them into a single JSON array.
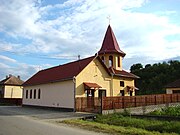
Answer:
[
  {"xmin": 109, "ymin": 67, "xmax": 139, "ymax": 79},
  {"xmin": 165, "ymin": 79, "xmax": 180, "ymax": 88},
  {"xmin": 0, "ymin": 75, "xmax": 24, "ymax": 86},
  {"xmin": 23, "ymin": 56, "xmax": 95, "ymax": 86},
  {"xmin": 98, "ymin": 25, "xmax": 126, "ymax": 57}
]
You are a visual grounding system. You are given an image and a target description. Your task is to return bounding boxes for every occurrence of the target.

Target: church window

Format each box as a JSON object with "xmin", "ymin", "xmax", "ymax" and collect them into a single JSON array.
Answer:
[
  {"xmin": 38, "ymin": 89, "xmax": 41, "ymax": 99},
  {"xmin": 109, "ymin": 55, "xmax": 113, "ymax": 67},
  {"xmin": 30, "ymin": 89, "xmax": 32, "ymax": 99},
  {"xmin": 26, "ymin": 90, "xmax": 28, "ymax": 99},
  {"xmin": 101, "ymin": 56, "xmax": 104, "ymax": 63},
  {"xmin": 34, "ymin": 89, "xmax": 36, "ymax": 99},
  {"xmin": 120, "ymin": 81, "xmax": 124, "ymax": 87}
]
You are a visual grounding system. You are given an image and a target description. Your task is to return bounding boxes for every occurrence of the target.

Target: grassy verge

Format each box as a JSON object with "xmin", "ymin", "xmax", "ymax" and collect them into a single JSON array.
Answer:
[
  {"xmin": 62, "ymin": 119, "xmax": 176, "ymax": 135},
  {"xmin": 94, "ymin": 113, "xmax": 180, "ymax": 134}
]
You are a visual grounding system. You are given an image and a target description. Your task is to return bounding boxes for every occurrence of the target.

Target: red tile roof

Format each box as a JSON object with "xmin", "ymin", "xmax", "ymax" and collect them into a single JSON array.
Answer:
[
  {"xmin": 84, "ymin": 82, "xmax": 102, "ymax": 89},
  {"xmin": 109, "ymin": 67, "xmax": 139, "ymax": 79},
  {"xmin": 23, "ymin": 56, "xmax": 95, "ymax": 86},
  {"xmin": 165, "ymin": 79, "xmax": 180, "ymax": 88},
  {"xmin": 98, "ymin": 25, "xmax": 126, "ymax": 57}
]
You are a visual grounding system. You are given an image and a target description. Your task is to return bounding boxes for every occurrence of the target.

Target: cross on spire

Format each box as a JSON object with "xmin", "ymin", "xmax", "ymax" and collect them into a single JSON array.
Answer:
[{"xmin": 107, "ymin": 15, "xmax": 111, "ymax": 24}]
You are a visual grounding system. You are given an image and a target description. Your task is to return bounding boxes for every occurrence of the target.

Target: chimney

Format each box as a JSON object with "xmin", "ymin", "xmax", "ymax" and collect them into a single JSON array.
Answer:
[{"xmin": 17, "ymin": 75, "xmax": 20, "ymax": 79}]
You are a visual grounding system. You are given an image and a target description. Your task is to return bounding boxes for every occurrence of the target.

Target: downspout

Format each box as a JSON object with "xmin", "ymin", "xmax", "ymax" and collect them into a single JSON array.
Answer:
[
  {"xmin": 73, "ymin": 76, "xmax": 76, "ymax": 112},
  {"xmin": 111, "ymin": 68, "xmax": 115, "ymax": 97},
  {"xmin": 111, "ymin": 73, "xmax": 114, "ymax": 96}
]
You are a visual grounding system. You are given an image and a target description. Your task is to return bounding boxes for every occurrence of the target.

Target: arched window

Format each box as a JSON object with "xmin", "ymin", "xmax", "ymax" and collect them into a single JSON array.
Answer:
[
  {"xmin": 38, "ymin": 89, "xmax": 41, "ymax": 99},
  {"xmin": 109, "ymin": 55, "xmax": 113, "ymax": 67},
  {"xmin": 34, "ymin": 89, "xmax": 36, "ymax": 99},
  {"xmin": 118, "ymin": 57, "xmax": 120, "ymax": 67},
  {"xmin": 101, "ymin": 56, "xmax": 104, "ymax": 63}
]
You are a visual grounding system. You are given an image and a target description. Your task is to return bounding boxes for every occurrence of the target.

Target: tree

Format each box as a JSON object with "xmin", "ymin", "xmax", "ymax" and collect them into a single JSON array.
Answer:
[
  {"xmin": 130, "ymin": 63, "xmax": 143, "ymax": 72},
  {"xmin": 130, "ymin": 60, "xmax": 180, "ymax": 95}
]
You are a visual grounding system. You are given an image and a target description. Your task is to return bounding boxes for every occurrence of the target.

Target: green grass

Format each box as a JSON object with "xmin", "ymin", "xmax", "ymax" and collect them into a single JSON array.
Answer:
[
  {"xmin": 149, "ymin": 106, "xmax": 180, "ymax": 116},
  {"xmin": 94, "ymin": 113, "xmax": 180, "ymax": 134},
  {"xmin": 61, "ymin": 112, "xmax": 180, "ymax": 135},
  {"xmin": 62, "ymin": 119, "xmax": 175, "ymax": 135}
]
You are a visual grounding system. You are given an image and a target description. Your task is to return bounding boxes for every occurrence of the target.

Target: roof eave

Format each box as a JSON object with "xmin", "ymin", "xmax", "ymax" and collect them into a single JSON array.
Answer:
[{"xmin": 23, "ymin": 77, "xmax": 74, "ymax": 87}]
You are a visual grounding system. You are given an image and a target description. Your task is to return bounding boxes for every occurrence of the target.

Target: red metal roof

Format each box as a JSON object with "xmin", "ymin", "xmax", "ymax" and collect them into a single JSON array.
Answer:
[
  {"xmin": 98, "ymin": 25, "xmax": 126, "ymax": 57},
  {"xmin": 109, "ymin": 67, "xmax": 139, "ymax": 79},
  {"xmin": 23, "ymin": 56, "xmax": 95, "ymax": 86},
  {"xmin": 84, "ymin": 82, "xmax": 102, "ymax": 89}
]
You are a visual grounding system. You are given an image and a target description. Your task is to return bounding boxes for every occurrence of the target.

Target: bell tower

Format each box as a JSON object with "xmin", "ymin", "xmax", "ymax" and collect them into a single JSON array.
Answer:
[{"xmin": 98, "ymin": 25, "xmax": 126, "ymax": 71}]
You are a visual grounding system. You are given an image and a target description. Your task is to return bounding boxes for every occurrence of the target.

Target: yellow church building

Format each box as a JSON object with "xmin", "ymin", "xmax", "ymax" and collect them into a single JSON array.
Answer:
[{"xmin": 23, "ymin": 25, "xmax": 139, "ymax": 111}]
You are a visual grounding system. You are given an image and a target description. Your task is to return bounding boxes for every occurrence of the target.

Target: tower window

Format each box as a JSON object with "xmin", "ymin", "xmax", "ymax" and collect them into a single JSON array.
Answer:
[
  {"xmin": 109, "ymin": 55, "xmax": 113, "ymax": 67},
  {"xmin": 118, "ymin": 57, "xmax": 120, "ymax": 67}
]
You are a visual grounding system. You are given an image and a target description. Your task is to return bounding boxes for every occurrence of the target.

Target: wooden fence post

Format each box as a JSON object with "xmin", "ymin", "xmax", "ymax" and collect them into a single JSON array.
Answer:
[
  {"xmin": 122, "ymin": 97, "xmax": 124, "ymax": 109},
  {"xmin": 154, "ymin": 95, "xmax": 157, "ymax": 105}
]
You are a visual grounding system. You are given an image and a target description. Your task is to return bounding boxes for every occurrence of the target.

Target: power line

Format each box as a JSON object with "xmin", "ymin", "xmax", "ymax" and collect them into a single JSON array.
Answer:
[{"xmin": 0, "ymin": 48, "xmax": 79, "ymax": 60}]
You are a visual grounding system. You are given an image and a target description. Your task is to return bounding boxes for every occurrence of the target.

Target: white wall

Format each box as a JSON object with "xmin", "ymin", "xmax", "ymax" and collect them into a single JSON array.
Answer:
[{"xmin": 23, "ymin": 80, "xmax": 74, "ymax": 109}]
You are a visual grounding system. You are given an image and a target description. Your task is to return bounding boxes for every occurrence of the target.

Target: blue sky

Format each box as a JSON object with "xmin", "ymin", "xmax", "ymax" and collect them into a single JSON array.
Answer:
[{"xmin": 0, "ymin": 0, "xmax": 180, "ymax": 81}]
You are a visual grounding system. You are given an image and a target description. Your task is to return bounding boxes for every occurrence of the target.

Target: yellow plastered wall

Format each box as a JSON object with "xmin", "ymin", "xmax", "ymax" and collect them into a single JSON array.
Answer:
[
  {"xmin": 166, "ymin": 88, "xmax": 180, "ymax": 94},
  {"xmin": 113, "ymin": 77, "xmax": 135, "ymax": 96},
  {"xmin": 4, "ymin": 85, "xmax": 23, "ymax": 98},
  {"xmin": 76, "ymin": 58, "xmax": 111, "ymax": 97}
]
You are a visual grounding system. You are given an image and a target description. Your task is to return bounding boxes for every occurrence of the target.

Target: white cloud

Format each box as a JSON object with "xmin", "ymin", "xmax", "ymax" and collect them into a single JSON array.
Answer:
[{"xmin": 0, "ymin": 55, "xmax": 16, "ymax": 63}]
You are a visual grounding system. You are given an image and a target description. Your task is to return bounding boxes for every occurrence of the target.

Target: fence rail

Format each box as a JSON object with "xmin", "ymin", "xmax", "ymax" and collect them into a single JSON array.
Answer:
[{"xmin": 102, "ymin": 94, "xmax": 180, "ymax": 110}]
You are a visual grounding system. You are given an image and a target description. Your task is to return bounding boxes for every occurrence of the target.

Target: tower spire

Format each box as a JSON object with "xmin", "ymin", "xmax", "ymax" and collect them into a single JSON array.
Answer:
[{"xmin": 98, "ymin": 25, "xmax": 126, "ymax": 57}]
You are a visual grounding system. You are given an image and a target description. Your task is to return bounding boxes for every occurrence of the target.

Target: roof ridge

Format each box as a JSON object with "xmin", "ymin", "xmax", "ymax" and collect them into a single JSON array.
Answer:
[{"xmin": 40, "ymin": 55, "xmax": 95, "ymax": 72}]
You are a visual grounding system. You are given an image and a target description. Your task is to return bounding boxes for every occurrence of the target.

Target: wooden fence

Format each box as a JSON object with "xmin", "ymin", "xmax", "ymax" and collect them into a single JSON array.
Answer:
[
  {"xmin": 102, "ymin": 94, "xmax": 180, "ymax": 110},
  {"xmin": 76, "ymin": 97, "xmax": 101, "ymax": 113},
  {"xmin": 0, "ymin": 98, "xmax": 22, "ymax": 105},
  {"xmin": 76, "ymin": 94, "xmax": 180, "ymax": 113}
]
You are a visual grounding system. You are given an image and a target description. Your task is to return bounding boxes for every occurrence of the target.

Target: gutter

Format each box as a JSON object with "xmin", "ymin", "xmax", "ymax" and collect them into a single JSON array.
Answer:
[
  {"xmin": 110, "ymin": 70, "xmax": 115, "ymax": 97},
  {"xmin": 23, "ymin": 77, "xmax": 74, "ymax": 87}
]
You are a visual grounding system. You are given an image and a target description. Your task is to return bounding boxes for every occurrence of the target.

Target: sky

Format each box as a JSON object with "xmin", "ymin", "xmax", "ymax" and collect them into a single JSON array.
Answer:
[{"xmin": 0, "ymin": 0, "xmax": 180, "ymax": 81}]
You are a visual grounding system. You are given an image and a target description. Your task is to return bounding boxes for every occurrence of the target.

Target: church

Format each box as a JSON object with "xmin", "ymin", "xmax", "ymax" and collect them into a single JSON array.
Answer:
[{"xmin": 23, "ymin": 25, "xmax": 139, "ymax": 110}]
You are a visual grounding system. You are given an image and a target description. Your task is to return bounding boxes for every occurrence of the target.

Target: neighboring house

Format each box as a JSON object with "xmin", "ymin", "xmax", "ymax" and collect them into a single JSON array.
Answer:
[
  {"xmin": 0, "ymin": 75, "xmax": 24, "ymax": 98},
  {"xmin": 23, "ymin": 25, "xmax": 139, "ymax": 110},
  {"xmin": 166, "ymin": 79, "xmax": 180, "ymax": 94}
]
